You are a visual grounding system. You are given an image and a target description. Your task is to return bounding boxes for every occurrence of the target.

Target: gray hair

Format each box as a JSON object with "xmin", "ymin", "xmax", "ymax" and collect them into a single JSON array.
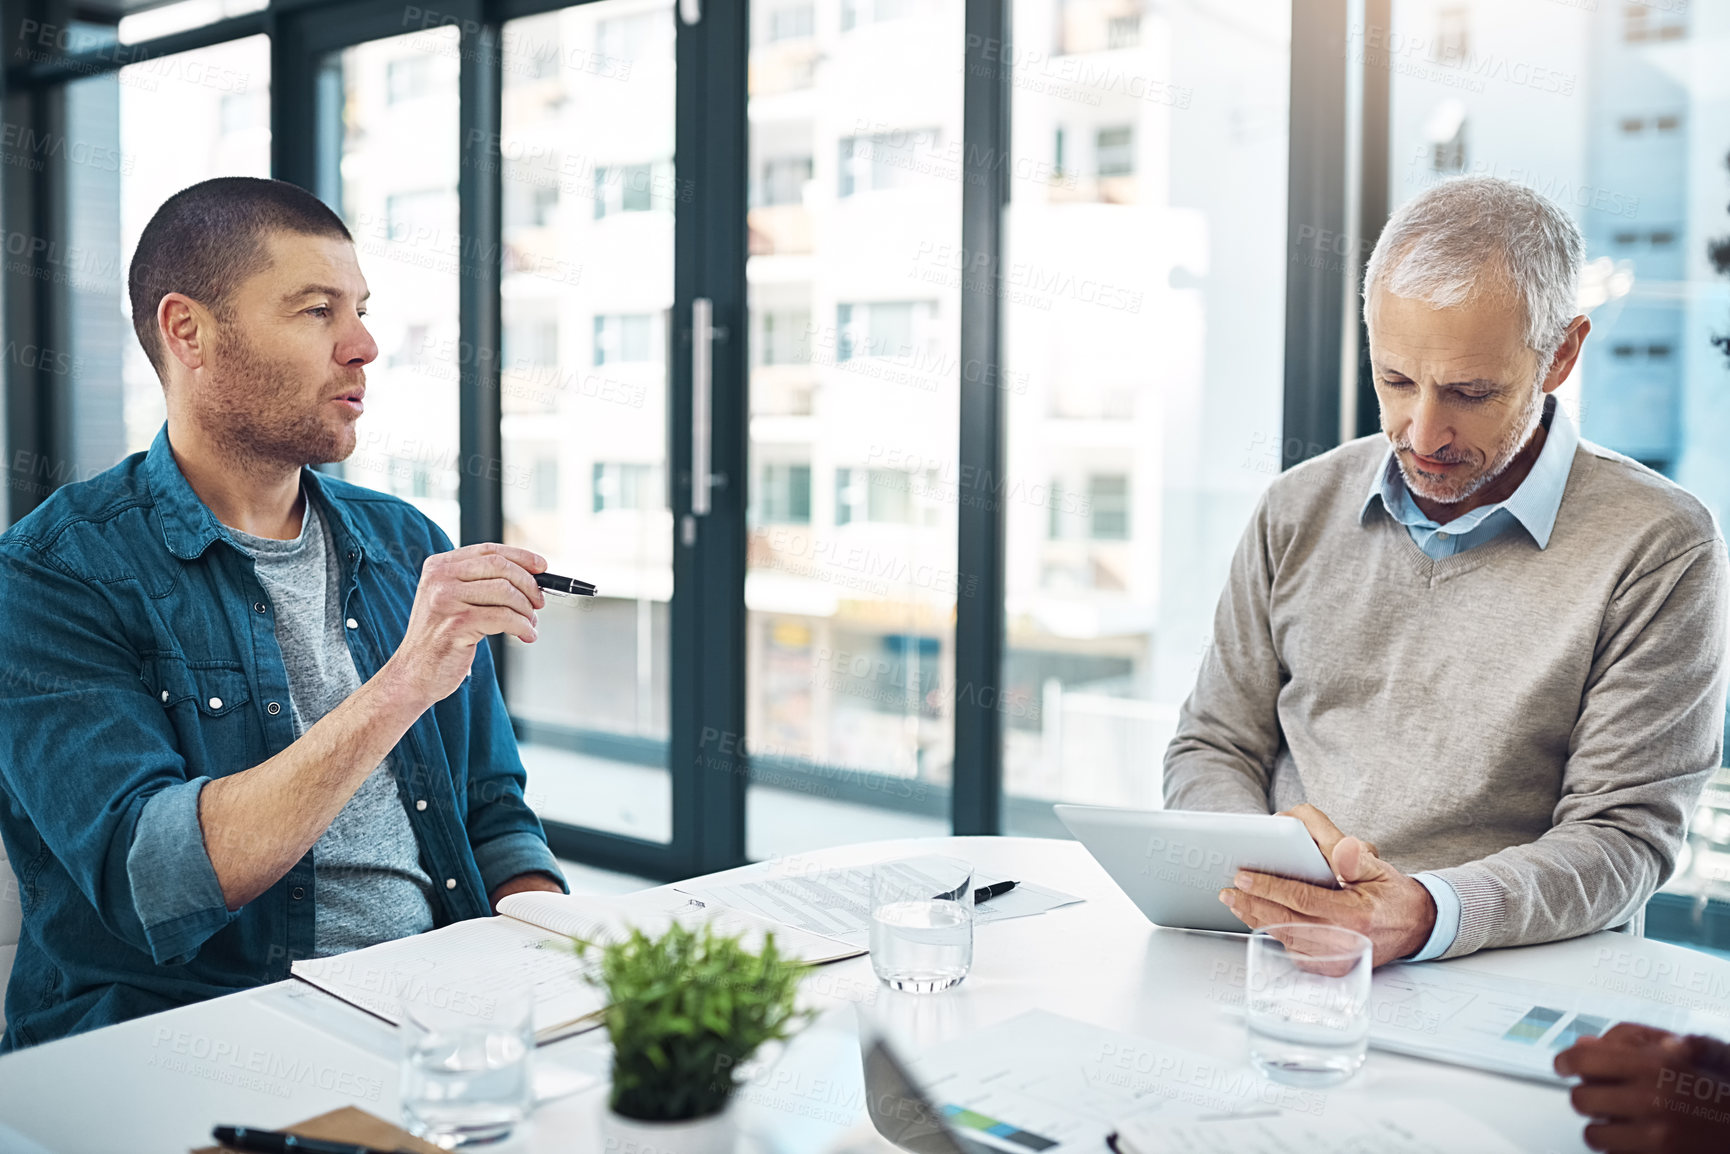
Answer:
[{"xmin": 1363, "ymin": 175, "xmax": 1584, "ymax": 367}]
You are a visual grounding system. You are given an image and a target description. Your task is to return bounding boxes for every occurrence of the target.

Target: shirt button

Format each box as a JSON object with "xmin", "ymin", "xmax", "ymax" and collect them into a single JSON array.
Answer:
[
  {"xmin": 1437, "ymin": 531, "xmax": 1450, "ymax": 540},
  {"xmin": 345, "ymin": 617, "xmax": 359, "ymax": 630},
  {"xmin": 208, "ymin": 696, "xmax": 223, "ymax": 710},
  {"xmin": 415, "ymin": 799, "xmax": 428, "ymax": 811},
  {"xmin": 267, "ymin": 701, "xmax": 281, "ymax": 715},
  {"xmin": 291, "ymin": 886, "xmax": 305, "ymax": 900},
  {"xmin": 445, "ymin": 878, "xmax": 457, "ymax": 890},
  {"xmin": 160, "ymin": 690, "xmax": 169, "ymax": 703},
  {"xmin": 253, "ymin": 602, "xmax": 267, "ymax": 614}
]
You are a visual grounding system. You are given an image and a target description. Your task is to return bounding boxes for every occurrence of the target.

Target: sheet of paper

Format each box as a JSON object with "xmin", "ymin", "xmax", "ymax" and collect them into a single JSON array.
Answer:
[
  {"xmin": 1363, "ymin": 963, "xmax": 1692, "ymax": 1083},
  {"xmin": 291, "ymin": 916, "xmax": 606, "ymax": 1043},
  {"xmin": 905, "ymin": 1009, "xmax": 1303, "ymax": 1152},
  {"xmin": 498, "ymin": 889, "xmax": 863, "ymax": 964},
  {"xmin": 677, "ymin": 857, "xmax": 1084, "ymax": 948},
  {"xmin": 1112, "ymin": 1100, "xmax": 1523, "ymax": 1154}
]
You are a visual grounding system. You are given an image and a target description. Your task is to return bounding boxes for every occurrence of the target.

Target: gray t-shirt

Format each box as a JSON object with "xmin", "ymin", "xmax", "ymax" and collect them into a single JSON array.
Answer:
[{"xmin": 228, "ymin": 494, "xmax": 436, "ymax": 956}]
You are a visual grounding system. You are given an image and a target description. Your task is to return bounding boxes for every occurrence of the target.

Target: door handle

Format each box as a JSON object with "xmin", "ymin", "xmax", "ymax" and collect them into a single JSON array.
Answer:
[{"xmin": 691, "ymin": 297, "xmax": 715, "ymax": 516}]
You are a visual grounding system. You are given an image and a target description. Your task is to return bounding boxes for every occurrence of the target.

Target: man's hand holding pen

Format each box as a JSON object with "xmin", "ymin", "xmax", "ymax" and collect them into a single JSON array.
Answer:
[{"xmin": 381, "ymin": 543, "xmax": 549, "ymax": 707}]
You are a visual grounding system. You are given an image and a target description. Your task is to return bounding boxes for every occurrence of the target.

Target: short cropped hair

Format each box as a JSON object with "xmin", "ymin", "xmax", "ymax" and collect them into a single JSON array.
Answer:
[
  {"xmin": 1364, "ymin": 175, "xmax": 1583, "ymax": 368},
  {"xmin": 128, "ymin": 176, "xmax": 352, "ymax": 378}
]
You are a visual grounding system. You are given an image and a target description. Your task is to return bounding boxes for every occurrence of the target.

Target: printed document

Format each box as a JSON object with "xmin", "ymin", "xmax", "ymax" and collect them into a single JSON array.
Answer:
[
  {"xmin": 291, "ymin": 889, "xmax": 858, "ymax": 1044},
  {"xmin": 1111, "ymin": 1100, "xmax": 1523, "ymax": 1154},
  {"xmin": 1364, "ymin": 963, "xmax": 1691, "ymax": 1083},
  {"xmin": 678, "ymin": 857, "xmax": 1084, "ymax": 948}
]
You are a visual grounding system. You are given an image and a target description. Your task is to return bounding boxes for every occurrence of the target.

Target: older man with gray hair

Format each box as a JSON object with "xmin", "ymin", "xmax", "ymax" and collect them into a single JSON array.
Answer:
[{"xmin": 1166, "ymin": 175, "xmax": 1729, "ymax": 967}]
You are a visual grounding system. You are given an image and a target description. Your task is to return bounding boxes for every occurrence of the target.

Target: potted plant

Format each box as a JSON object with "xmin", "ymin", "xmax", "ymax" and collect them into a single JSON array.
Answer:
[{"xmin": 576, "ymin": 919, "xmax": 815, "ymax": 1154}]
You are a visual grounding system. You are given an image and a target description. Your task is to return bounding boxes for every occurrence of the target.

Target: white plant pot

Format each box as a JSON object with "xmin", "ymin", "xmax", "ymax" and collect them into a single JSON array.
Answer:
[{"xmin": 598, "ymin": 1101, "xmax": 738, "ymax": 1154}]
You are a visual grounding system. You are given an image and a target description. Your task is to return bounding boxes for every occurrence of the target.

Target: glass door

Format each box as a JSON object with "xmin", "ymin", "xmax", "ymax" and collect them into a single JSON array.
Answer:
[
  {"xmin": 496, "ymin": 2, "xmax": 677, "ymax": 851},
  {"xmin": 742, "ymin": 0, "xmax": 967, "ymax": 861},
  {"xmin": 279, "ymin": 0, "xmax": 747, "ymax": 879}
]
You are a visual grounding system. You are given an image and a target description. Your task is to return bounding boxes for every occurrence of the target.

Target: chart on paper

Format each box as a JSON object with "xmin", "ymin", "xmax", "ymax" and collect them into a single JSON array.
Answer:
[{"xmin": 1366, "ymin": 964, "xmax": 1690, "ymax": 1082}]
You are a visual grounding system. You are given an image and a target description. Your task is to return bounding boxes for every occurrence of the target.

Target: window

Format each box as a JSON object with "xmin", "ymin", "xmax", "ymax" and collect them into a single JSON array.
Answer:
[
  {"xmin": 837, "ymin": 129, "xmax": 941, "ymax": 197},
  {"xmin": 505, "ymin": 319, "xmax": 559, "ymax": 369},
  {"xmin": 325, "ymin": 31, "xmax": 463, "ymax": 541},
  {"xmin": 532, "ymin": 456, "xmax": 559, "ymax": 511},
  {"xmin": 755, "ymin": 462, "xmax": 812, "ymax": 524},
  {"xmin": 596, "ymin": 11, "xmax": 673, "ymax": 63},
  {"xmin": 594, "ymin": 314, "xmax": 655, "ymax": 365},
  {"xmin": 759, "ymin": 309, "xmax": 812, "ymax": 366},
  {"xmin": 835, "ymin": 467, "xmax": 940, "ymax": 527},
  {"xmin": 840, "ymin": 0, "xmax": 917, "ymax": 32},
  {"xmin": 219, "ymin": 91, "xmax": 263, "ymax": 136},
  {"xmin": 385, "ymin": 188, "xmax": 450, "ymax": 241},
  {"xmin": 1000, "ymin": 0, "xmax": 1289, "ymax": 827},
  {"xmin": 768, "ymin": 3, "xmax": 815, "ymax": 42},
  {"xmin": 386, "ymin": 55, "xmax": 432, "ymax": 103},
  {"xmin": 498, "ymin": 4, "xmax": 678, "ymax": 849},
  {"xmin": 1087, "ymin": 474, "xmax": 1130, "ymax": 540},
  {"xmin": 593, "ymin": 462, "xmax": 661, "ymax": 513},
  {"xmin": 1624, "ymin": 1, "xmax": 1688, "ymax": 42},
  {"xmin": 594, "ymin": 162, "xmax": 664, "ymax": 218},
  {"xmin": 1433, "ymin": 6, "xmax": 1468, "ymax": 65},
  {"xmin": 759, "ymin": 155, "xmax": 813, "ymax": 207},
  {"xmin": 835, "ymin": 301, "xmax": 935, "ymax": 361},
  {"xmin": 531, "ymin": 182, "xmax": 559, "ymax": 227},
  {"xmin": 1095, "ymin": 126, "xmax": 1134, "ymax": 177}
]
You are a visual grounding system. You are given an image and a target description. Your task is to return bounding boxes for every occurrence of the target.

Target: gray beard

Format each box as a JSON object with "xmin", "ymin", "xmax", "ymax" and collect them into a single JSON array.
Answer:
[{"xmin": 1395, "ymin": 385, "xmax": 1545, "ymax": 506}]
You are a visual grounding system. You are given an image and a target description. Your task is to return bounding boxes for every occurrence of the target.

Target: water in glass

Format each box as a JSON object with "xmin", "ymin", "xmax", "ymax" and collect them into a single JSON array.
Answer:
[
  {"xmin": 870, "ymin": 856, "xmax": 974, "ymax": 993},
  {"xmin": 1245, "ymin": 924, "xmax": 1371, "ymax": 1087},
  {"xmin": 401, "ymin": 994, "xmax": 533, "ymax": 1145}
]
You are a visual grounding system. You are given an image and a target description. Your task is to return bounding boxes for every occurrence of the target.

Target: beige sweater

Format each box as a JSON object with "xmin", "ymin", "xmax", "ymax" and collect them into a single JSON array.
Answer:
[{"xmin": 1165, "ymin": 434, "xmax": 1729, "ymax": 958}]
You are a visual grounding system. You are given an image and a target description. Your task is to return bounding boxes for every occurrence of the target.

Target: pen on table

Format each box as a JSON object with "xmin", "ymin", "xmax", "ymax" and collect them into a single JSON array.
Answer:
[
  {"xmin": 533, "ymin": 571, "xmax": 597, "ymax": 598},
  {"xmin": 929, "ymin": 879, "xmax": 1017, "ymax": 903},
  {"xmin": 211, "ymin": 1125, "xmax": 399, "ymax": 1154}
]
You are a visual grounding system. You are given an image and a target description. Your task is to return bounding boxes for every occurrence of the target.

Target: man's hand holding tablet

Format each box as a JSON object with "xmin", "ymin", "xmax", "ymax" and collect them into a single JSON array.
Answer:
[{"xmin": 1219, "ymin": 803, "xmax": 1439, "ymax": 968}]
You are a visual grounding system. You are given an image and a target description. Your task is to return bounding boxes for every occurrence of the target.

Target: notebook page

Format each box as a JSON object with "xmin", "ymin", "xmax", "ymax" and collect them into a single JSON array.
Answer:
[
  {"xmin": 291, "ymin": 916, "xmax": 605, "ymax": 1042},
  {"xmin": 498, "ymin": 889, "xmax": 862, "ymax": 964}
]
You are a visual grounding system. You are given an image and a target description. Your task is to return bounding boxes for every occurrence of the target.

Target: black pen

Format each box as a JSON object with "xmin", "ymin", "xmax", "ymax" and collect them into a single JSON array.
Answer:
[
  {"xmin": 211, "ymin": 1125, "xmax": 398, "ymax": 1154},
  {"xmin": 534, "ymin": 571, "xmax": 596, "ymax": 598},
  {"xmin": 974, "ymin": 880, "xmax": 1018, "ymax": 905}
]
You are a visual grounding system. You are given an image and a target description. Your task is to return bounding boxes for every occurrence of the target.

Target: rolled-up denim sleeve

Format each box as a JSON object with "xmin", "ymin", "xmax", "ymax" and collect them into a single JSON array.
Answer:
[
  {"xmin": 471, "ymin": 831, "xmax": 565, "ymax": 898},
  {"xmin": 126, "ymin": 778, "xmax": 233, "ymax": 965}
]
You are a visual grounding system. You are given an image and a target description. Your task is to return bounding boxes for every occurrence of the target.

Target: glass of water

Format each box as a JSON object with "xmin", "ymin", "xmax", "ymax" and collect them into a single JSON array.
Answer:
[
  {"xmin": 401, "ymin": 988, "xmax": 533, "ymax": 1145},
  {"xmin": 1245, "ymin": 924, "xmax": 1372, "ymax": 1087},
  {"xmin": 869, "ymin": 856, "xmax": 974, "ymax": 993}
]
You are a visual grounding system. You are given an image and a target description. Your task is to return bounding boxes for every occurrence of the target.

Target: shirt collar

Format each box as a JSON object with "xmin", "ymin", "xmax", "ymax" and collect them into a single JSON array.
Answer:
[
  {"xmin": 1358, "ymin": 394, "xmax": 1577, "ymax": 549},
  {"xmin": 141, "ymin": 423, "xmax": 369, "ymax": 562}
]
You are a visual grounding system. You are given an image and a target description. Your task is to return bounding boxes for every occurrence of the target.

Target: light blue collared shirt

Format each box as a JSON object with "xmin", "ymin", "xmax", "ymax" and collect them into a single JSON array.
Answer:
[{"xmin": 1359, "ymin": 394, "xmax": 1577, "ymax": 960}]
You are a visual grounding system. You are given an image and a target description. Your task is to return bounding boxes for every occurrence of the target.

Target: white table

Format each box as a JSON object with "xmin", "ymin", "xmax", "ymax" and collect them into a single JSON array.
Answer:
[{"xmin": 3, "ymin": 836, "xmax": 1729, "ymax": 1153}]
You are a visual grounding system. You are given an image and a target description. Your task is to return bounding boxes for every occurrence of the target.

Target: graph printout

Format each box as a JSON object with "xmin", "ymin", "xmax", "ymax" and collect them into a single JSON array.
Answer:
[{"xmin": 1366, "ymin": 964, "xmax": 1690, "ymax": 1082}]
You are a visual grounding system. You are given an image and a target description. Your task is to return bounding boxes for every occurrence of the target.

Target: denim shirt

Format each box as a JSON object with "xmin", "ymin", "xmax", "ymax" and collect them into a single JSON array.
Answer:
[{"xmin": 0, "ymin": 425, "xmax": 564, "ymax": 1051}]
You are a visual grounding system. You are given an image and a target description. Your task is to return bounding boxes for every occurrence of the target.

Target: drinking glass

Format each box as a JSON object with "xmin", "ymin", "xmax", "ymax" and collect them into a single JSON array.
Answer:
[
  {"xmin": 1245, "ymin": 924, "xmax": 1372, "ymax": 1087},
  {"xmin": 869, "ymin": 856, "xmax": 974, "ymax": 993},
  {"xmin": 400, "ymin": 987, "xmax": 534, "ymax": 1145}
]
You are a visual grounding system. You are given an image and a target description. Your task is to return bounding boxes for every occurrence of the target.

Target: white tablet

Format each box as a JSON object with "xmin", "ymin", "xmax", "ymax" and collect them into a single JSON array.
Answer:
[{"xmin": 1054, "ymin": 805, "xmax": 1341, "ymax": 933}]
